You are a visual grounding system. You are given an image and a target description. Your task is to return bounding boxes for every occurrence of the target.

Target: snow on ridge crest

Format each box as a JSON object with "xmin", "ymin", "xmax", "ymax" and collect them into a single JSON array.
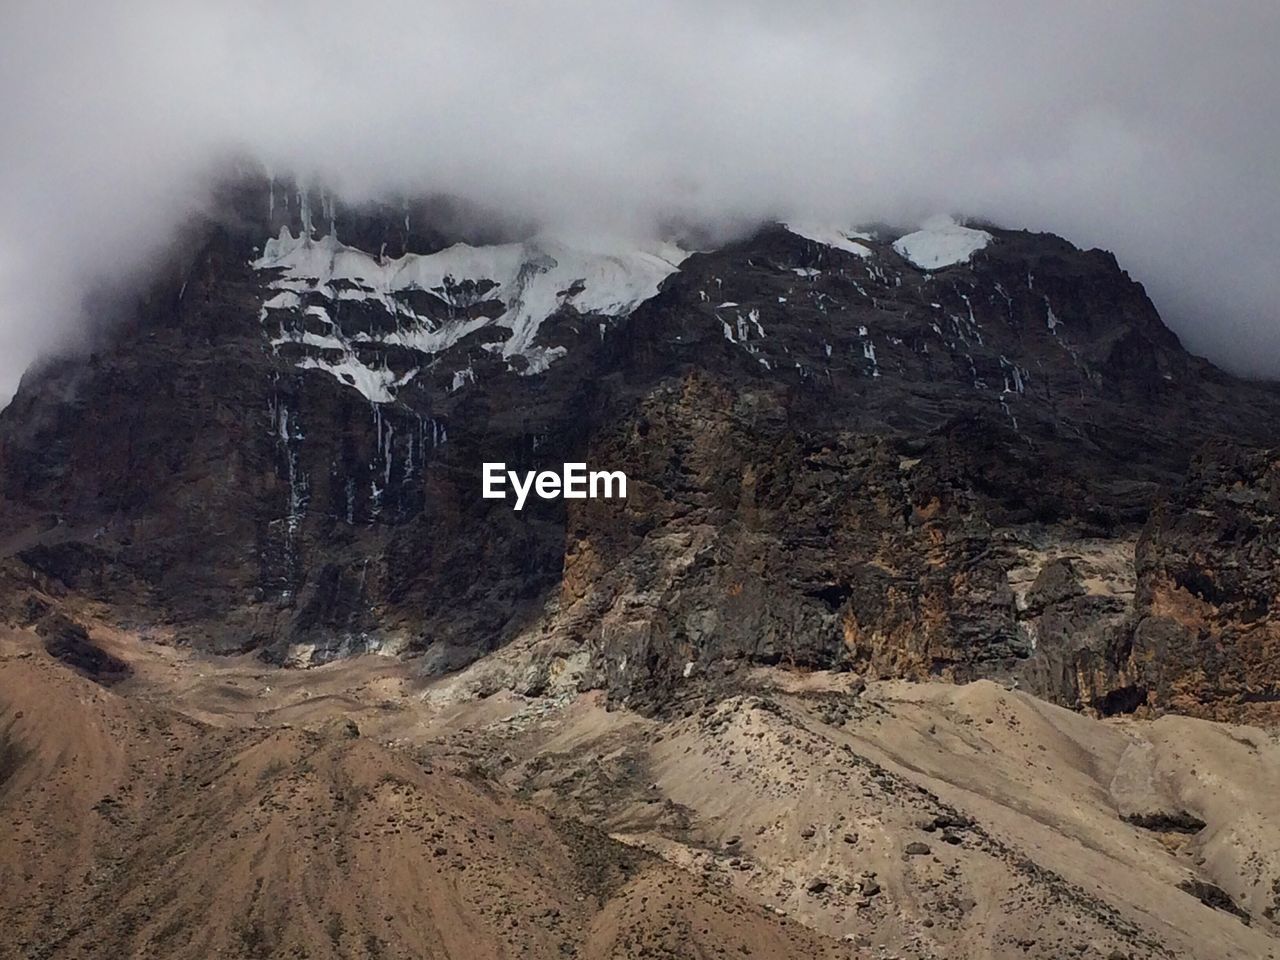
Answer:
[
  {"xmin": 253, "ymin": 229, "xmax": 689, "ymax": 401},
  {"xmin": 892, "ymin": 216, "xmax": 992, "ymax": 270},
  {"xmin": 784, "ymin": 223, "xmax": 875, "ymax": 259}
]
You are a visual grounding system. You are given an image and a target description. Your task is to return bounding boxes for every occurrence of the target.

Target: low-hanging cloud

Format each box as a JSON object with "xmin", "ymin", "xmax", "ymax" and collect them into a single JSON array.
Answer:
[{"xmin": 2, "ymin": 0, "xmax": 1278, "ymax": 401}]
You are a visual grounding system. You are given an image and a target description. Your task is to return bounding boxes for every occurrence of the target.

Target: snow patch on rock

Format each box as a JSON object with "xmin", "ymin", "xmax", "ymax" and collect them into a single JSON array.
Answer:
[
  {"xmin": 892, "ymin": 216, "xmax": 992, "ymax": 270},
  {"xmin": 254, "ymin": 230, "xmax": 688, "ymax": 400},
  {"xmin": 784, "ymin": 224, "xmax": 875, "ymax": 259}
]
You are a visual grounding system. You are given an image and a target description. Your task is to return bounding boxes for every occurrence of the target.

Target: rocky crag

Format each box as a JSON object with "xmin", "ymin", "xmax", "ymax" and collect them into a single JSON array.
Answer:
[{"xmin": 2, "ymin": 173, "xmax": 1277, "ymax": 720}]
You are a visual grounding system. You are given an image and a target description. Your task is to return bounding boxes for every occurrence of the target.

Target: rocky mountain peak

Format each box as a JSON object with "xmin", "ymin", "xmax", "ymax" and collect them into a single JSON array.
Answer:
[{"xmin": 1, "ymin": 171, "xmax": 1277, "ymax": 723}]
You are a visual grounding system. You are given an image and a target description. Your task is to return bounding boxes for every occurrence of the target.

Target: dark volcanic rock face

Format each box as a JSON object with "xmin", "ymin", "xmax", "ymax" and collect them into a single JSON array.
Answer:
[
  {"xmin": 35, "ymin": 611, "xmax": 131, "ymax": 685},
  {"xmin": 1, "ymin": 174, "xmax": 1277, "ymax": 718},
  {"xmin": 1130, "ymin": 445, "xmax": 1280, "ymax": 723}
]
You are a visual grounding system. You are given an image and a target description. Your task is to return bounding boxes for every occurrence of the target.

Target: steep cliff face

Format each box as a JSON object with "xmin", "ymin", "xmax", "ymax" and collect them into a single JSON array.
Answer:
[
  {"xmin": 1, "ymin": 174, "xmax": 1277, "ymax": 717},
  {"xmin": 1128, "ymin": 445, "xmax": 1280, "ymax": 723}
]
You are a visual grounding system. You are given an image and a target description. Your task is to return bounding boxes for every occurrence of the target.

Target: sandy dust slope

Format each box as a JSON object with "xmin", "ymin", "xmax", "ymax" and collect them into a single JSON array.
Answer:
[
  {"xmin": 5, "ymin": 617, "xmax": 1280, "ymax": 960},
  {"xmin": 0, "ymin": 629, "xmax": 848, "ymax": 960},
  {"xmin": 841, "ymin": 679, "xmax": 1280, "ymax": 927},
  {"xmin": 470, "ymin": 672, "xmax": 1280, "ymax": 960}
]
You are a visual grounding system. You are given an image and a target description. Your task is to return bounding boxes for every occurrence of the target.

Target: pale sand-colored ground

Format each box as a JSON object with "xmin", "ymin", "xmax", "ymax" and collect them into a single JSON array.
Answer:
[{"xmin": 3, "ymin": 622, "xmax": 1278, "ymax": 959}]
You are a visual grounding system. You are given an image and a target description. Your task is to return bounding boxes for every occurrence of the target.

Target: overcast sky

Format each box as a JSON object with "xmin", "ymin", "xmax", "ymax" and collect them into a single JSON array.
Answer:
[{"xmin": 1, "ymin": 1, "xmax": 1278, "ymax": 400}]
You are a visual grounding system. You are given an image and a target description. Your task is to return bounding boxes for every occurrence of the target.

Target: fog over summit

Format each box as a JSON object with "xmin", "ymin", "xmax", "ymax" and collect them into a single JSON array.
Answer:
[{"xmin": 1, "ymin": 1, "xmax": 1278, "ymax": 400}]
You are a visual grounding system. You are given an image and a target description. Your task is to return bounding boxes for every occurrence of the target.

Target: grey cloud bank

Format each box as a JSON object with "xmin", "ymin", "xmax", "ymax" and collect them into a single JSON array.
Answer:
[{"xmin": 1, "ymin": 0, "xmax": 1278, "ymax": 400}]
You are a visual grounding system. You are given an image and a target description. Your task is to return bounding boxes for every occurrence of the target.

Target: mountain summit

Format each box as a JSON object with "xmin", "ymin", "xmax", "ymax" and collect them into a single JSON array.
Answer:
[
  {"xmin": 1, "ymin": 174, "xmax": 1278, "ymax": 723},
  {"xmin": 3, "ymin": 173, "xmax": 1280, "ymax": 960}
]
